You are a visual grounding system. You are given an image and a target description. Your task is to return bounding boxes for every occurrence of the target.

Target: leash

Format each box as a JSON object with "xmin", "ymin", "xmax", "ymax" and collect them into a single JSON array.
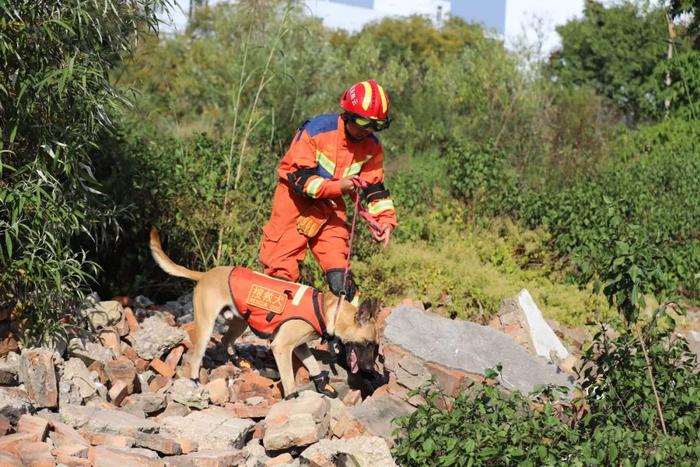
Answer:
[{"xmin": 326, "ymin": 177, "xmax": 365, "ymax": 337}]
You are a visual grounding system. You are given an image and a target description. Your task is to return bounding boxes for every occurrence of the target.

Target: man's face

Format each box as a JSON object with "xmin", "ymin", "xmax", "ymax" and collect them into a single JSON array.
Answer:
[{"xmin": 345, "ymin": 118, "xmax": 374, "ymax": 141}]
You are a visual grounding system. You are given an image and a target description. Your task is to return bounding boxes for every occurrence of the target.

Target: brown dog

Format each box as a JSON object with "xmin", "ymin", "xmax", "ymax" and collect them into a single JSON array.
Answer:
[{"xmin": 149, "ymin": 228, "xmax": 379, "ymax": 398}]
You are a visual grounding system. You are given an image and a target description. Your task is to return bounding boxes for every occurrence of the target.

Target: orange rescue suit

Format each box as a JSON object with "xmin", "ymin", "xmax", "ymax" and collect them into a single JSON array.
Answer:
[
  {"xmin": 259, "ymin": 114, "xmax": 397, "ymax": 281},
  {"xmin": 228, "ymin": 267, "xmax": 327, "ymax": 339}
]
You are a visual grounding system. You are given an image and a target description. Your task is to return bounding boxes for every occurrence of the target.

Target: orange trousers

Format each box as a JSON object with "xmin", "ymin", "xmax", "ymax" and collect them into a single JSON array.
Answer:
[{"xmin": 259, "ymin": 183, "xmax": 350, "ymax": 282}]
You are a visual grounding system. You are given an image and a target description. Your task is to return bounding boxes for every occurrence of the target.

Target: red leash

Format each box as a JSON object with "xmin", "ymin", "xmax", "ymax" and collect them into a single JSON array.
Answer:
[{"xmin": 328, "ymin": 177, "xmax": 376, "ymax": 334}]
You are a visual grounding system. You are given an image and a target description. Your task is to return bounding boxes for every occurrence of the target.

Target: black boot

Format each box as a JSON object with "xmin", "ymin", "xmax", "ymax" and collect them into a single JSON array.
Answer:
[{"xmin": 310, "ymin": 371, "xmax": 338, "ymax": 398}]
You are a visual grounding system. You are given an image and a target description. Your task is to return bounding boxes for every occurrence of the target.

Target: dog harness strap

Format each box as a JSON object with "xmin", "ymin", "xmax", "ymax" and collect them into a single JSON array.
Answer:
[
  {"xmin": 229, "ymin": 267, "xmax": 325, "ymax": 337},
  {"xmin": 312, "ymin": 289, "xmax": 327, "ymax": 337}
]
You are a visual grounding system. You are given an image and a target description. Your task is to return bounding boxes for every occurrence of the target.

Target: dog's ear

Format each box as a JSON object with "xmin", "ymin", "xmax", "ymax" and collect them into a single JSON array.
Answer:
[{"xmin": 357, "ymin": 297, "xmax": 379, "ymax": 324}]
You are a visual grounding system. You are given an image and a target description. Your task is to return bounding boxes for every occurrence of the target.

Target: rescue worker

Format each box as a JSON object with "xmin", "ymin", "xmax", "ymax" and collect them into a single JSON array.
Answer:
[{"xmin": 259, "ymin": 79, "xmax": 398, "ymax": 306}]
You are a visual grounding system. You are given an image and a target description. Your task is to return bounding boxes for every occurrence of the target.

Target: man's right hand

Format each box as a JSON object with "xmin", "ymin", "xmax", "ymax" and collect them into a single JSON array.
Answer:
[{"xmin": 340, "ymin": 177, "xmax": 357, "ymax": 195}]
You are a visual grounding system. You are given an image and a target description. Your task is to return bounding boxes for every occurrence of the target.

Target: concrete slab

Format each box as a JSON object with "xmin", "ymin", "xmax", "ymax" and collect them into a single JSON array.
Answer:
[{"xmin": 383, "ymin": 305, "xmax": 573, "ymax": 394}]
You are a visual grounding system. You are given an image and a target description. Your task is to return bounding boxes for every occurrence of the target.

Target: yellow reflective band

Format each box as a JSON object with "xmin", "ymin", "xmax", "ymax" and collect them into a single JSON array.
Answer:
[
  {"xmin": 342, "ymin": 155, "xmax": 372, "ymax": 177},
  {"xmin": 368, "ymin": 199, "xmax": 395, "ymax": 215},
  {"xmin": 377, "ymin": 84, "xmax": 387, "ymax": 113},
  {"xmin": 361, "ymin": 81, "xmax": 372, "ymax": 111},
  {"xmin": 305, "ymin": 176, "xmax": 324, "ymax": 198},
  {"xmin": 316, "ymin": 150, "xmax": 335, "ymax": 177}
]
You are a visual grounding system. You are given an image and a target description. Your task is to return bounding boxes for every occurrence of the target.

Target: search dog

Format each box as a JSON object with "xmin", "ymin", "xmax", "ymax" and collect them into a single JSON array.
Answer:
[{"xmin": 149, "ymin": 227, "xmax": 379, "ymax": 398}]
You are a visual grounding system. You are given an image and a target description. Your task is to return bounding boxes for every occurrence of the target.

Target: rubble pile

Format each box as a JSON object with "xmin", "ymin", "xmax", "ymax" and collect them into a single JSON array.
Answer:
[
  {"xmin": 0, "ymin": 295, "xmax": 396, "ymax": 466},
  {"xmin": 0, "ymin": 289, "xmax": 614, "ymax": 466}
]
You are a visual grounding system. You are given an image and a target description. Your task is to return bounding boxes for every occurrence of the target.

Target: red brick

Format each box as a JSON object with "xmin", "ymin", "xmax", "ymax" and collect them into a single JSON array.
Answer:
[
  {"xmin": 15, "ymin": 441, "xmax": 54, "ymax": 467},
  {"xmin": 88, "ymin": 361, "xmax": 109, "ymax": 384},
  {"xmin": 424, "ymin": 362, "xmax": 468, "ymax": 397},
  {"xmin": 175, "ymin": 438, "xmax": 198, "ymax": 454},
  {"xmin": 164, "ymin": 345, "xmax": 185, "ymax": 370},
  {"xmin": 49, "ymin": 420, "xmax": 89, "ymax": 448},
  {"xmin": 133, "ymin": 432, "xmax": 182, "ymax": 456},
  {"xmin": 105, "ymin": 357, "xmax": 137, "ymax": 393},
  {"xmin": 17, "ymin": 414, "xmax": 49, "ymax": 441},
  {"xmin": 55, "ymin": 454, "xmax": 92, "ymax": 466},
  {"xmin": 231, "ymin": 373, "xmax": 280, "ymax": 401},
  {"xmin": 266, "ymin": 453, "xmax": 294, "ymax": 466},
  {"xmin": 20, "ymin": 348, "xmax": 58, "ymax": 408},
  {"xmin": 80, "ymin": 431, "xmax": 135, "ymax": 448},
  {"xmin": 148, "ymin": 375, "xmax": 172, "ymax": 393},
  {"xmin": 99, "ymin": 328, "xmax": 122, "ymax": 357},
  {"xmin": 0, "ymin": 452, "xmax": 22, "ymax": 467},
  {"xmin": 230, "ymin": 400, "xmax": 274, "ymax": 418},
  {"xmin": 108, "ymin": 380, "xmax": 129, "ymax": 406},
  {"xmin": 122, "ymin": 307, "xmax": 139, "ymax": 333},
  {"xmin": 121, "ymin": 343, "xmax": 139, "ymax": 362},
  {"xmin": 52, "ymin": 443, "xmax": 90, "ymax": 458},
  {"xmin": 0, "ymin": 433, "xmax": 40, "ymax": 454},
  {"xmin": 149, "ymin": 358, "xmax": 175, "ymax": 378},
  {"xmin": 88, "ymin": 445, "xmax": 164, "ymax": 466}
]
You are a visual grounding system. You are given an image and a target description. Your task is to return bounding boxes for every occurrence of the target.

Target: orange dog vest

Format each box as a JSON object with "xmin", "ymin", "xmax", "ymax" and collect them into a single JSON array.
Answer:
[{"xmin": 228, "ymin": 267, "xmax": 327, "ymax": 339}]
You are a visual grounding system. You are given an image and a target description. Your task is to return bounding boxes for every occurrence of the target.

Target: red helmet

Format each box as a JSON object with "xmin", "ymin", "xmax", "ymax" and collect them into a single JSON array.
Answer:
[{"xmin": 339, "ymin": 79, "xmax": 390, "ymax": 120}]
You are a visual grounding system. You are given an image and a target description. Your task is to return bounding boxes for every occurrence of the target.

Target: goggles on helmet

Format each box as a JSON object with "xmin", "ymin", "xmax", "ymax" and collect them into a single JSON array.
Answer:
[{"xmin": 349, "ymin": 114, "xmax": 391, "ymax": 132}]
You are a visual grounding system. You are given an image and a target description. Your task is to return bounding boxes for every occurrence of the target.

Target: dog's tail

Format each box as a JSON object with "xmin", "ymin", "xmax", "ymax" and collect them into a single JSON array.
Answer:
[{"xmin": 149, "ymin": 227, "xmax": 205, "ymax": 282}]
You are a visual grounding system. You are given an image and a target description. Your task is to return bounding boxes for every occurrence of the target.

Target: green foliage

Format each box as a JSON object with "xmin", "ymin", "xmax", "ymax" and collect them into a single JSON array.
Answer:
[
  {"xmin": 497, "ymin": 119, "xmax": 700, "ymax": 300},
  {"xmin": 393, "ymin": 369, "xmax": 579, "ymax": 466},
  {"xmin": 549, "ymin": 1, "xmax": 679, "ymax": 121},
  {"xmin": 0, "ymin": 0, "xmax": 164, "ymax": 343},
  {"xmin": 393, "ymin": 318, "xmax": 700, "ymax": 466}
]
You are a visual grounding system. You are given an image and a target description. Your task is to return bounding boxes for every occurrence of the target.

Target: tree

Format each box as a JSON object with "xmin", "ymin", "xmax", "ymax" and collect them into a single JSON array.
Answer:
[{"xmin": 549, "ymin": 1, "xmax": 670, "ymax": 122}]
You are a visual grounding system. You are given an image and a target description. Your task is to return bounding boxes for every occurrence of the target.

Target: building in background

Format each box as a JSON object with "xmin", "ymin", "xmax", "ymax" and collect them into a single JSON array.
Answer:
[
  {"xmin": 161, "ymin": 1, "xmax": 583, "ymax": 55},
  {"xmin": 303, "ymin": 0, "xmax": 506, "ymax": 34}
]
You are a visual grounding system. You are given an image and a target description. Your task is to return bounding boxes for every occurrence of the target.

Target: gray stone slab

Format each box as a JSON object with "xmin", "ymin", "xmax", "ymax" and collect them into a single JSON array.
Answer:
[
  {"xmin": 348, "ymin": 394, "xmax": 415, "ymax": 440},
  {"xmin": 384, "ymin": 305, "xmax": 573, "ymax": 394}
]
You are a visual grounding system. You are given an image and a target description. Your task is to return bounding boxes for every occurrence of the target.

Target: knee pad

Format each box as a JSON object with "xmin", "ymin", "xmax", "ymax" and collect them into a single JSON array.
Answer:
[{"xmin": 325, "ymin": 269, "xmax": 358, "ymax": 303}]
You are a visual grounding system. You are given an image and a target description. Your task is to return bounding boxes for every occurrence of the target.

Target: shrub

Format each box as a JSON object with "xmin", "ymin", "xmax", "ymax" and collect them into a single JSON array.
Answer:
[{"xmin": 0, "ymin": 0, "xmax": 164, "ymax": 344}]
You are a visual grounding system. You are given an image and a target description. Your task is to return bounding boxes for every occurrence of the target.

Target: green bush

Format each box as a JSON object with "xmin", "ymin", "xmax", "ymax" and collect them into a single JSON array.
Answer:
[{"xmin": 0, "ymin": 0, "xmax": 163, "ymax": 344}]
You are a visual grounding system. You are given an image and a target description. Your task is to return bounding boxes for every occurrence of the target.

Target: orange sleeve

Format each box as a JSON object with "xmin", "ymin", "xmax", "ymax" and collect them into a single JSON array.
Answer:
[
  {"xmin": 282, "ymin": 130, "xmax": 343, "ymax": 199},
  {"xmin": 358, "ymin": 145, "xmax": 398, "ymax": 226}
]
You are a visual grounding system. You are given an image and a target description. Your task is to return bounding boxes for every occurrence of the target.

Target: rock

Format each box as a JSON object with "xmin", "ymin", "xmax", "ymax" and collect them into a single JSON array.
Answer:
[
  {"xmin": 348, "ymin": 394, "xmax": 414, "ymax": 440},
  {"xmin": 160, "ymin": 410, "xmax": 254, "ymax": 451},
  {"xmin": 165, "ymin": 449, "xmax": 246, "ymax": 467},
  {"xmin": 49, "ymin": 420, "xmax": 90, "ymax": 449},
  {"xmin": 384, "ymin": 305, "xmax": 573, "ymax": 394},
  {"xmin": 68, "ymin": 338, "xmax": 115, "ymax": 366},
  {"xmin": 14, "ymin": 441, "xmax": 55, "ymax": 467},
  {"xmin": 122, "ymin": 393, "xmax": 167, "ymax": 415},
  {"xmin": 80, "ymin": 300, "xmax": 124, "ymax": 331},
  {"xmin": 300, "ymin": 436, "xmax": 397, "ymax": 467},
  {"xmin": 393, "ymin": 354, "xmax": 431, "ymax": 389},
  {"xmin": 506, "ymin": 290, "xmax": 570, "ymax": 361},
  {"xmin": 17, "ymin": 414, "xmax": 50, "ymax": 441},
  {"xmin": 169, "ymin": 379, "xmax": 209, "ymax": 409},
  {"xmin": 133, "ymin": 432, "xmax": 183, "ymax": 456},
  {"xmin": 88, "ymin": 445, "xmax": 164, "ymax": 467},
  {"xmin": 0, "ymin": 387, "xmax": 34, "ymax": 423},
  {"xmin": 18, "ymin": 348, "xmax": 58, "ymax": 408},
  {"xmin": 62, "ymin": 358, "xmax": 98, "ymax": 401},
  {"xmin": 0, "ymin": 351, "xmax": 20, "ymax": 385},
  {"xmin": 0, "ymin": 452, "xmax": 22, "ymax": 467},
  {"xmin": 263, "ymin": 391, "xmax": 330, "ymax": 451},
  {"xmin": 130, "ymin": 316, "xmax": 187, "ymax": 360},
  {"xmin": 206, "ymin": 378, "xmax": 230, "ymax": 406},
  {"xmin": 59, "ymin": 404, "xmax": 159, "ymax": 436}
]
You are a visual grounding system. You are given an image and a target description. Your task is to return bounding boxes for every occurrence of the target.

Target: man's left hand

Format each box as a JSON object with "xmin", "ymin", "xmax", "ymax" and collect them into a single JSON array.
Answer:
[{"xmin": 376, "ymin": 224, "xmax": 393, "ymax": 247}]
